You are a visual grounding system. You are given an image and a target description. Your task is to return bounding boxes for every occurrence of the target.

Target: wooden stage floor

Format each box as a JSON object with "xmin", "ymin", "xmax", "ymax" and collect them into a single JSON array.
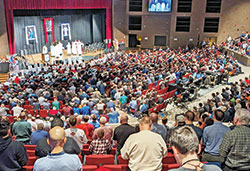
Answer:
[{"xmin": 24, "ymin": 50, "xmax": 104, "ymax": 64}]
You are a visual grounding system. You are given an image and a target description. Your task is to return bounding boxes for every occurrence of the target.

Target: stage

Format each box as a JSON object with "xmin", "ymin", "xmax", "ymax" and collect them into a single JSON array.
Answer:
[{"xmin": 24, "ymin": 50, "xmax": 104, "ymax": 64}]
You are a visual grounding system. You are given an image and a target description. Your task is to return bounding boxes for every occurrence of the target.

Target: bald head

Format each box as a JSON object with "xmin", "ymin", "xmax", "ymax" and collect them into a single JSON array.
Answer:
[
  {"xmin": 49, "ymin": 126, "xmax": 65, "ymax": 141},
  {"xmin": 49, "ymin": 126, "xmax": 66, "ymax": 152},
  {"xmin": 139, "ymin": 116, "xmax": 152, "ymax": 131},
  {"xmin": 150, "ymin": 113, "xmax": 158, "ymax": 123},
  {"xmin": 120, "ymin": 114, "xmax": 128, "ymax": 124}
]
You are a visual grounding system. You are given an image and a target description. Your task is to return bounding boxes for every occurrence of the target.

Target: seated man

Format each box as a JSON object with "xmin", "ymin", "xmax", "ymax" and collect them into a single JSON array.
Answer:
[
  {"xmin": 219, "ymin": 108, "xmax": 250, "ymax": 170},
  {"xmin": 0, "ymin": 120, "xmax": 28, "ymax": 171},
  {"xmin": 169, "ymin": 126, "xmax": 221, "ymax": 171},
  {"xmin": 121, "ymin": 116, "xmax": 167, "ymax": 171},
  {"xmin": 33, "ymin": 126, "xmax": 82, "ymax": 171},
  {"xmin": 35, "ymin": 118, "xmax": 80, "ymax": 158}
]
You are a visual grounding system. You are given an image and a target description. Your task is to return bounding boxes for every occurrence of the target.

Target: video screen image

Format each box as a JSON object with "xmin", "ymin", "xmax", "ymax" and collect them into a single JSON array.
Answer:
[{"xmin": 148, "ymin": 0, "xmax": 172, "ymax": 12}]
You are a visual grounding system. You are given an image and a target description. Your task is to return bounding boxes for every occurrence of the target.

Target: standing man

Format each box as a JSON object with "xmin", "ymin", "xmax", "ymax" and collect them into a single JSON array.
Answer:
[
  {"xmin": 92, "ymin": 117, "xmax": 113, "ymax": 143},
  {"xmin": 65, "ymin": 115, "xmax": 87, "ymax": 150},
  {"xmin": 219, "ymin": 109, "xmax": 250, "ymax": 170},
  {"xmin": 31, "ymin": 123, "xmax": 49, "ymax": 145},
  {"xmin": 184, "ymin": 110, "xmax": 203, "ymax": 141},
  {"xmin": 13, "ymin": 112, "xmax": 32, "ymax": 144},
  {"xmin": 121, "ymin": 116, "xmax": 167, "ymax": 171},
  {"xmin": 169, "ymin": 126, "xmax": 221, "ymax": 171},
  {"xmin": 113, "ymin": 114, "xmax": 135, "ymax": 155},
  {"xmin": 151, "ymin": 112, "xmax": 167, "ymax": 140},
  {"xmin": 33, "ymin": 126, "xmax": 82, "ymax": 171},
  {"xmin": 12, "ymin": 103, "xmax": 24, "ymax": 117},
  {"xmin": 202, "ymin": 110, "xmax": 230, "ymax": 163},
  {"xmin": 0, "ymin": 120, "xmax": 28, "ymax": 170}
]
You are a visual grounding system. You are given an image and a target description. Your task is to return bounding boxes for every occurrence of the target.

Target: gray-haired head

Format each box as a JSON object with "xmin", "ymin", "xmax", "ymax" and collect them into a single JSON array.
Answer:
[
  {"xmin": 234, "ymin": 108, "xmax": 250, "ymax": 125},
  {"xmin": 169, "ymin": 126, "xmax": 199, "ymax": 155}
]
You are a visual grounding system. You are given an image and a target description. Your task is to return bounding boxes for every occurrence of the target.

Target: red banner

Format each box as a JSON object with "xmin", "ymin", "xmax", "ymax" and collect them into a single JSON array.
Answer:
[{"xmin": 44, "ymin": 18, "xmax": 55, "ymax": 43}]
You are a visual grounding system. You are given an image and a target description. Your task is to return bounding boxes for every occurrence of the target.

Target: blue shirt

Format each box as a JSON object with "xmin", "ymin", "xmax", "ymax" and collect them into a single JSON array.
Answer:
[
  {"xmin": 203, "ymin": 122, "xmax": 230, "ymax": 155},
  {"xmin": 119, "ymin": 95, "xmax": 127, "ymax": 104},
  {"xmin": 151, "ymin": 123, "xmax": 167, "ymax": 140},
  {"xmin": 72, "ymin": 107, "xmax": 80, "ymax": 115},
  {"xmin": 89, "ymin": 120, "xmax": 100, "ymax": 129},
  {"xmin": 33, "ymin": 151, "xmax": 82, "ymax": 171},
  {"xmin": 31, "ymin": 130, "xmax": 49, "ymax": 145},
  {"xmin": 129, "ymin": 100, "xmax": 137, "ymax": 109},
  {"xmin": 80, "ymin": 106, "xmax": 90, "ymax": 115},
  {"xmin": 106, "ymin": 102, "xmax": 115, "ymax": 110},
  {"xmin": 107, "ymin": 112, "xmax": 119, "ymax": 124}
]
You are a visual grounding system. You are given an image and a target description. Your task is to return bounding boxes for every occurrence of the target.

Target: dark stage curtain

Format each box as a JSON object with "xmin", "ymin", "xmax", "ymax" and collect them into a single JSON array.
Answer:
[
  {"xmin": 13, "ymin": 10, "xmax": 106, "ymax": 54},
  {"xmin": 3, "ymin": 0, "xmax": 112, "ymax": 54}
]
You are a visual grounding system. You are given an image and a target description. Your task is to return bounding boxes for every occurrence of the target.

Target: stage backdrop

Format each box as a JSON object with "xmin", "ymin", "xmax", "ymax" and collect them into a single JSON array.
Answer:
[
  {"xmin": 3, "ymin": 0, "xmax": 112, "ymax": 55},
  {"xmin": 14, "ymin": 9, "xmax": 106, "ymax": 54}
]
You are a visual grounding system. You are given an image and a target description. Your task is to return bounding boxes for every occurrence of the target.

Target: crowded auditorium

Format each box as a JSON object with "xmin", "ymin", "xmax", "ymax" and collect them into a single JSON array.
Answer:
[{"xmin": 0, "ymin": 0, "xmax": 250, "ymax": 171}]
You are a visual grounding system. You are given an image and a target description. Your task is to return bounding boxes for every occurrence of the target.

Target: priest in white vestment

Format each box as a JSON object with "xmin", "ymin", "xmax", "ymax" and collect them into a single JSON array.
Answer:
[
  {"xmin": 66, "ymin": 42, "xmax": 71, "ymax": 56},
  {"xmin": 72, "ymin": 40, "xmax": 77, "ymax": 55}
]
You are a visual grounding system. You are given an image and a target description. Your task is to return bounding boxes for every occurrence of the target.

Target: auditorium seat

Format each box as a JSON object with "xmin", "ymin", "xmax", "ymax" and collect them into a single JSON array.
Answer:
[
  {"xmin": 59, "ymin": 101, "xmax": 63, "ymax": 108},
  {"xmin": 117, "ymin": 155, "xmax": 128, "ymax": 165},
  {"xmin": 27, "ymin": 110, "xmax": 34, "ymax": 116},
  {"xmin": 110, "ymin": 148, "xmax": 116, "ymax": 155},
  {"xmin": 148, "ymin": 83, "xmax": 154, "ymax": 90},
  {"xmin": 83, "ymin": 144, "xmax": 89, "ymax": 149},
  {"xmin": 167, "ymin": 163, "xmax": 180, "ymax": 169},
  {"xmin": 103, "ymin": 164, "xmax": 126, "ymax": 171},
  {"xmin": 83, "ymin": 148, "xmax": 91, "ymax": 155},
  {"xmin": 82, "ymin": 165, "xmax": 98, "ymax": 171},
  {"xmin": 7, "ymin": 116, "xmax": 15, "ymax": 123},
  {"xmin": 26, "ymin": 150, "xmax": 35, "ymax": 157},
  {"xmin": 26, "ymin": 157, "xmax": 37, "ymax": 166},
  {"xmin": 85, "ymin": 155, "xmax": 115, "ymax": 166},
  {"xmin": 24, "ymin": 145, "xmax": 36, "ymax": 151},
  {"xmin": 40, "ymin": 110, "xmax": 48, "ymax": 118},
  {"xmin": 23, "ymin": 166, "xmax": 33, "ymax": 171},
  {"xmin": 162, "ymin": 154, "xmax": 176, "ymax": 164},
  {"xmin": 24, "ymin": 105, "xmax": 34, "ymax": 110},
  {"xmin": 8, "ymin": 110, "xmax": 13, "ymax": 116}
]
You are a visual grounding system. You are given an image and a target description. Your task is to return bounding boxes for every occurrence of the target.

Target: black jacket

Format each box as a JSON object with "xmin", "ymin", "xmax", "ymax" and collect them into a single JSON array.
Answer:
[
  {"xmin": 0, "ymin": 136, "xmax": 28, "ymax": 171},
  {"xmin": 35, "ymin": 137, "xmax": 80, "ymax": 158}
]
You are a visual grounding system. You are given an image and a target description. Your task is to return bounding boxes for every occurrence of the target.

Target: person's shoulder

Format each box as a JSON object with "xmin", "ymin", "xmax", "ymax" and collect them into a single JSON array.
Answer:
[
  {"xmin": 203, "ymin": 164, "xmax": 222, "ymax": 171},
  {"xmin": 11, "ymin": 140, "xmax": 25, "ymax": 148}
]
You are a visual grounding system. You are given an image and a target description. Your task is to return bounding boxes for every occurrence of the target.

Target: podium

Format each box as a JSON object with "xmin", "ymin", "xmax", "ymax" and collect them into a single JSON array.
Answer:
[{"xmin": 41, "ymin": 53, "xmax": 50, "ymax": 62}]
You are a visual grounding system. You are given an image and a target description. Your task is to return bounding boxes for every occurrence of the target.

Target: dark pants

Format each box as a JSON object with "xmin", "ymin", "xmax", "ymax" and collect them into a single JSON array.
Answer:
[
  {"xmin": 222, "ymin": 165, "xmax": 249, "ymax": 171},
  {"xmin": 202, "ymin": 152, "xmax": 224, "ymax": 163}
]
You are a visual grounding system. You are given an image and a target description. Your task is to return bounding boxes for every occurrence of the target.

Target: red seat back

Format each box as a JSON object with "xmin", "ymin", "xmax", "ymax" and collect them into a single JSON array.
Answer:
[
  {"xmin": 103, "ymin": 165, "xmax": 125, "ymax": 171},
  {"xmin": 24, "ymin": 145, "xmax": 36, "ymax": 151},
  {"xmin": 162, "ymin": 155, "xmax": 176, "ymax": 164},
  {"xmin": 40, "ymin": 110, "xmax": 48, "ymax": 118},
  {"xmin": 85, "ymin": 155, "xmax": 115, "ymax": 166},
  {"xmin": 82, "ymin": 165, "xmax": 98, "ymax": 171},
  {"xmin": 117, "ymin": 155, "xmax": 128, "ymax": 164},
  {"xmin": 26, "ymin": 150, "xmax": 35, "ymax": 157},
  {"xmin": 26, "ymin": 157, "xmax": 37, "ymax": 166}
]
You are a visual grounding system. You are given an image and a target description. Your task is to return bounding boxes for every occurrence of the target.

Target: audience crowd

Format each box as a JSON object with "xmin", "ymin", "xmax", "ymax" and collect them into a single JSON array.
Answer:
[
  {"xmin": 223, "ymin": 31, "xmax": 250, "ymax": 56},
  {"xmin": 0, "ymin": 45, "xmax": 249, "ymax": 171}
]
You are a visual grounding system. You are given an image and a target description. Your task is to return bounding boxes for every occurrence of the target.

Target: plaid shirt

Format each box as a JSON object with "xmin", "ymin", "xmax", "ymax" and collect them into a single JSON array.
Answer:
[
  {"xmin": 219, "ymin": 125, "xmax": 250, "ymax": 169},
  {"xmin": 89, "ymin": 138, "xmax": 112, "ymax": 155}
]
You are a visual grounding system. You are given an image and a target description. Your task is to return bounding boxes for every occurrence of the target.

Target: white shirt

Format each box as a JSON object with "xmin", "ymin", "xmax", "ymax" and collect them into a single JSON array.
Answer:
[
  {"xmin": 27, "ymin": 119, "xmax": 37, "ymax": 132},
  {"xmin": 121, "ymin": 130, "xmax": 167, "ymax": 171},
  {"xmin": 65, "ymin": 128, "xmax": 87, "ymax": 149},
  {"xmin": 12, "ymin": 106, "xmax": 23, "ymax": 117}
]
